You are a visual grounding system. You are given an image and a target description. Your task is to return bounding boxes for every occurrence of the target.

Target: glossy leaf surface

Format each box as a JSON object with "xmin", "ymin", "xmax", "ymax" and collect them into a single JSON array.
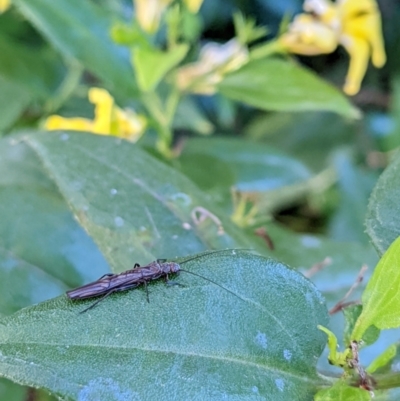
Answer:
[
  {"xmin": 218, "ymin": 59, "xmax": 360, "ymax": 119},
  {"xmin": 0, "ymin": 251, "xmax": 328, "ymax": 401},
  {"xmin": 14, "ymin": 0, "xmax": 137, "ymax": 97},
  {"xmin": 24, "ymin": 131, "xmax": 259, "ymax": 270},
  {"xmin": 0, "ymin": 136, "xmax": 109, "ymax": 315}
]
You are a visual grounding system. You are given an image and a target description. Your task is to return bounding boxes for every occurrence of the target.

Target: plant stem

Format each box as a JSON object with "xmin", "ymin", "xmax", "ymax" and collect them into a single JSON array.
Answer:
[
  {"xmin": 142, "ymin": 89, "xmax": 181, "ymax": 158},
  {"xmin": 43, "ymin": 59, "xmax": 83, "ymax": 114},
  {"xmin": 250, "ymin": 40, "xmax": 284, "ymax": 60}
]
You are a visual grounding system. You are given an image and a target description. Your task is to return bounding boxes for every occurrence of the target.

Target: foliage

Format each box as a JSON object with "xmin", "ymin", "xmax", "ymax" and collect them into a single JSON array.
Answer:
[{"xmin": 0, "ymin": 0, "xmax": 400, "ymax": 400}]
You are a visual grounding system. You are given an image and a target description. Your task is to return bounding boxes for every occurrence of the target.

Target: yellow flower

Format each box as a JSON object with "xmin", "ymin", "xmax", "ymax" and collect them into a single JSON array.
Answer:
[
  {"xmin": 278, "ymin": 14, "xmax": 338, "ymax": 55},
  {"xmin": 279, "ymin": 0, "xmax": 386, "ymax": 95},
  {"xmin": 338, "ymin": 0, "xmax": 386, "ymax": 95},
  {"xmin": 45, "ymin": 117, "xmax": 94, "ymax": 132},
  {"xmin": 134, "ymin": 0, "xmax": 173, "ymax": 34},
  {"xmin": 0, "ymin": 0, "xmax": 10, "ymax": 13},
  {"xmin": 45, "ymin": 88, "xmax": 147, "ymax": 142},
  {"xmin": 176, "ymin": 39, "xmax": 249, "ymax": 95},
  {"xmin": 182, "ymin": 0, "xmax": 204, "ymax": 13}
]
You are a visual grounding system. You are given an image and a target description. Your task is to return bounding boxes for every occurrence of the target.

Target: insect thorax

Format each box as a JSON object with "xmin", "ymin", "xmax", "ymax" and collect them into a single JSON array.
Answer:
[{"xmin": 162, "ymin": 262, "xmax": 180, "ymax": 274}]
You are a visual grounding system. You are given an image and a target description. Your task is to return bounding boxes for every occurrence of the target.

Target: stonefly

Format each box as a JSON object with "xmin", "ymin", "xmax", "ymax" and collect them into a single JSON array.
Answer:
[{"xmin": 67, "ymin": 250, "xmax": 245, "ymax": 313}]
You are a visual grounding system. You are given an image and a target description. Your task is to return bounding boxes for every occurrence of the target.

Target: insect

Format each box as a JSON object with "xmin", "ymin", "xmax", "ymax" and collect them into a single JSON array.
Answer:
[{"xmin": 66, "ymin": 250, "xmax": 245, "ymax": 313}]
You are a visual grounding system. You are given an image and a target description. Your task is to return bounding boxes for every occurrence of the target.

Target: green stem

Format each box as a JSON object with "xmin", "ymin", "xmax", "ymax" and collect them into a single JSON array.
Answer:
[
  {"xmin": 43, "ymin": 59, "xmax": 83, "ymax": 114},
  {"xmin": 256, "ymin": 167, "xmax": 337, "ymax": 215},
  {"xmin": 142, "ymin": 92, "xmax": 167, "ymax": 126},
  {"xmin": 250, "ymin": 40, "xmax": 284, "ymax": 60},
  {"xmin": 142, "ymin": 89, "xmax": 181, "ymax": 158},
  {"xmin": 165, "ymin": 88, "xmax": 181, "ymax": 126}
]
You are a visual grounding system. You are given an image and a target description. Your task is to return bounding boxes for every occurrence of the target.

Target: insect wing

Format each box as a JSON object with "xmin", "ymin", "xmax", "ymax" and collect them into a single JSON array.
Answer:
[{"xmin": 66, "ymin": 279, "xmax": 113, "ymax": 300}]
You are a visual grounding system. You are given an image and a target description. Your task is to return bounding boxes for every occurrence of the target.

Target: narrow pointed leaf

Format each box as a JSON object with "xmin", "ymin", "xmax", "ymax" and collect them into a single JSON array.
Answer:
[
  {"xmin": 314, "ymin": 382, "xmax": 371, "ymax": 401},
  {"xmin": 366, "ymin": 344, "xmax": 397, "ymax": 374},
  {"xmin": 352, "ymin": 236, "xmax": 400, "ymax": 340},
  {"xmin": 133, "ymin": 44, "xmax": 189, "ymax": 91},
  {"xmin": 218, "ymin": 59, "xmax": 360, "ymax": 119}
]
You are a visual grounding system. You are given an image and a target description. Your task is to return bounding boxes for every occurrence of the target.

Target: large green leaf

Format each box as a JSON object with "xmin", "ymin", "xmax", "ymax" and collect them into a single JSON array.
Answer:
[
  {"xmin": 245, "ymin": 111, "xmax": 358, "ymax": 172},
  {"xmin": 179, "ymin": 137, "xmax": 312, "ymax": 213},
  {"xmin": 0, "ymin": 76, "xmax": 31, "ymax": 132},
  {"xmin": 0, "ymin": 36, "xmax": 61, "ymax": 100},
  {"xmin": 182, "ymin": 137, "xmax": 311, "ymax": 192},
  {"xmin": 23, "ymin": 131, "xmax": 261, "ymax": 271},
  {"xmin": 13, "ymin": 0, "xmax": 137, "ymax": 97},
  {"xmin": 218, "ymin": 59, "xmax": 360, "ymax": 119},
  {"xmin": 365, "ymin": 151, "xmax": 400, "ymax": 255},
  {"xmin": 0, "ymin": 136, "xmax": 110, "ymax": 315},
  {"xmin": 0, "ymin": 251, "xmax": 329, "ymax": 400}
]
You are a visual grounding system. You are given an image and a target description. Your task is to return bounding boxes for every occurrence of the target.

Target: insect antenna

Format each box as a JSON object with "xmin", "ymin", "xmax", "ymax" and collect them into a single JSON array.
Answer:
[
  {"xmin": 178, "ymin": 248, "xmax": 254, "ymax": 266},
  {"xmin": 179, "ymin": 268, "xmax": 244, "ymax": 302}
]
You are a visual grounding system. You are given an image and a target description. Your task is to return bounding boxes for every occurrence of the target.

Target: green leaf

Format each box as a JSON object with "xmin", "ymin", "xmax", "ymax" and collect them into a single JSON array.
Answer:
[
  {"xmin": 132, "ymin": 44, "xmax": 189, "ymax": 91},
  {"xmin": 110, "ymin": 22, "xmax": 149, "ymax": 47},
  {"xmin": 0, "ymin": 378, "xmax": 26, "ymax": 401},
  {"xmin": 0, "ymin": 251, "xmax": 329, "ymax": 400},
  {"xmin": 343, "ymin": 305, "xmax": 380, "ymax": 347},
  {"xmin": 218, "ymin": 59, "xmax": 360, "ymax": 119},
  {"xmin": 0, "ymin": 380, "xmax": 57, "ymax": 401},
  {"xmin": 0, "ymin": 36, "xmax": 60, "ymax": 100},
  {"xmin": 245, "ymin": 111, "xmax": 358, "ymax": 172},
  {"xmin": 0, "ymin": 136, "xmax": 109, "ymax": 315},
  {"xmin": 178, "ymin": 152, "xmax": 235, "ymax": 210},
  {"xmin": 314, "ymin": 381, "xmax": 371, "ymax": 401},
  {"xmin": 380, "ymin": 75, "xmax": 400, "ymax": 152},
  {"xmin": 13, "ymin": 0, "xmax": 137, "ymax": 97},
  {"xmin": 328, "ymin": 150, "xmax": 377, "ymax": 244},
  {"xmin": 366, "ymin": 344, "xmax": 397, "ymax": 374},
  {"xmin": 182, "ymin": 137, "xmax": 311, "ymax": 193},
  {"xmin": 261, "ymin": 222, "xmax": 381, "ymax": 372},
  {"xmin": 365, "ymin": 151, "xmax": 400, "ymax": 255},
  {"xmin": 23, "ymin": 131, "xmax": 260, "ymax": 269},
  {"xmin": 0, "ymin": 76, "xmax": 31, "ymax": 132},
  {"xmin": 173, "ymin": 97, "xmax": 214, "ymax": 135},
  {"xmin": 179, "ymin": 137, "xmax": 313, "ymax": 216},
  {"xmin": 352, "ymin": 236, "xmax": 400, "ymax": 340},
  {"xmin": 257, "ymin": 222, "xmax": 378, "ymax": 305}
]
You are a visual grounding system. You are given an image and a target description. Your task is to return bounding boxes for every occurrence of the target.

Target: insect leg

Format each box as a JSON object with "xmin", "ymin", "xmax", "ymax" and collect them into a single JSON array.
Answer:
[
  {"xmin": 138, "ymin": 269, "xmax": 150, "ymax": 303},
  {"xmin": 79, "ymin": 290, "xmax": 116, "ymax": 313},
  {"xmin": 133, "ymin": 263, "xmax": 140, "ymax": 269},
  {"xmin": 165, "ymin": 272, "xmax": 184, "ymax": 287},
  {"xmin": 97, "ymin": 273, "xmax": 115, "ymax": 280},
  {"xmin": 143, "ymin": 280, "xmax": 150, "ymax": 303}
]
